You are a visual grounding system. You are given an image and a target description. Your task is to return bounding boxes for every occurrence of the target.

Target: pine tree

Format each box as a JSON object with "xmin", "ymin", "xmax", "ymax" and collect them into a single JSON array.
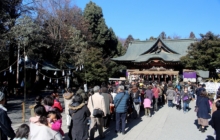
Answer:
[
  {"xmin": 180, "ymin": 32, "xmax": 220, "ymax": 72},
  {"xmin": 189, "ymin": 32, "xmax": 196, "ymax": 39},
  {"xmin": 160, "ymin": 31, "xmax": 166, "ymax": 39},
  {"xmin": 124, "ymin": 35, "xmax": 134, "ymax": 48}
]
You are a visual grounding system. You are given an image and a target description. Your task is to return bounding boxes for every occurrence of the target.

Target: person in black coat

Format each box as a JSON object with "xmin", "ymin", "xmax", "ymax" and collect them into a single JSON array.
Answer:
[
  {"xmin": 210, "ymin": 100, "xmax": 220, "ymax": 140},
  {"xmin": 196, "ymin": 91, "xmax": 210, "ymax": 133},
  {"xmin": 69, "ymin": 94, "xmax": 90, "ymax": 140},
  {"xmin": 0, "ymin": 91, "xmax": 15, "ymax": 140}
]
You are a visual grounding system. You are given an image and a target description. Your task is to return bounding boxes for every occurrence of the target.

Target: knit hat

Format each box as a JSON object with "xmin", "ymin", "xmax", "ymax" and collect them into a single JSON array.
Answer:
[{"xmin": 0, "ymin": 91, "xmax": 5, "ymax": 101}]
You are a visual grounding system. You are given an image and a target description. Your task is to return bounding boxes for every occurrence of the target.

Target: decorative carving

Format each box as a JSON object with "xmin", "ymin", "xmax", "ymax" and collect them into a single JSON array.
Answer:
[{"xmin": 148, "ymin": 66, "xmax": 172, "ymax": 71}]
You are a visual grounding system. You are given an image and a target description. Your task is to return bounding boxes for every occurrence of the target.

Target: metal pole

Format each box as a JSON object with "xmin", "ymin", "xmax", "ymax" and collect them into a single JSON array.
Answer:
[
  {"xmin": 16, "ymin": 44, "xmax": 20, "ymax": 84},
  {"xmin": 23, "ymin": 49, "xmax": 26, "ymax": 123}
]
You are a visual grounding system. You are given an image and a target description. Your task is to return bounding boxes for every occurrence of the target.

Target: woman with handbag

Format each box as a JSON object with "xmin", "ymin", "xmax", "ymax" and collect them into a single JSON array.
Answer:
[{"xmin": 196, "ymin": 91, "xmax": 211, "ymax": 133}]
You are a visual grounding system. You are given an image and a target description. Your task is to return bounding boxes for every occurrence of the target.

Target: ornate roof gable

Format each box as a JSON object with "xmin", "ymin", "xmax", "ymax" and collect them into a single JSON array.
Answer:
[{"xmin": 141, "ymin": 38, "xmax": 179, "ymax": 55}]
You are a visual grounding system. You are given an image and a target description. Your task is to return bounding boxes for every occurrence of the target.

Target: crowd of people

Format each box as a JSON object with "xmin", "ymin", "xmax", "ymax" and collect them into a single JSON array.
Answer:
[{"xmin": 0, "ymin": 79, "xmax": 220, "ymax": 140}]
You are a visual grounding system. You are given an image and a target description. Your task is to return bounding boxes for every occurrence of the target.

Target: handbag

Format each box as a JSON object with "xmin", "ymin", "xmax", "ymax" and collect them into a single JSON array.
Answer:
[{"xmin": 91, "ymin": 96, "xmax": 104, "ymax": 118}]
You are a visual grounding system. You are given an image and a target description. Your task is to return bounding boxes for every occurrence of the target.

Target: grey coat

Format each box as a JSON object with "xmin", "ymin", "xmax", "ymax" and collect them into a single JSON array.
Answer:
[{"xmin": 166, "ymin": 89, "xmax": 176, "ymax": 100}]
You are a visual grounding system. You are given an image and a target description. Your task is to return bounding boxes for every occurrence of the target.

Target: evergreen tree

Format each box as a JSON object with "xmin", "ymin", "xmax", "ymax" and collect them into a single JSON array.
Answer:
[
  {"xmin": 180, "ymin": 32, "xmax": 220, "ymax": 73},
  {"xmin": 160, "ymin": 31, "xmax": 166, "ymax": 39},
  {"xmin": 83, "ymin": 1, "xmax": 118, "ymax": 58},
  {"xmin": 124, "ymin": 35, "xmax": 134, "ymax": 48},
  {"xmin": 189, "ymin": 31, "xmax": 196, "ymax": 39}
]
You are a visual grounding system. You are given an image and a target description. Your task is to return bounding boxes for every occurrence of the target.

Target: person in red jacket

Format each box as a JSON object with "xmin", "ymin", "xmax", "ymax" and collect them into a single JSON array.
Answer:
[
  {"xmin": 51, "ymin": 89, "xmax": 63, "ymax": 113},
  {"xmin": 152, "ymin": 85, "xmax": 160, "ymax": 111}
]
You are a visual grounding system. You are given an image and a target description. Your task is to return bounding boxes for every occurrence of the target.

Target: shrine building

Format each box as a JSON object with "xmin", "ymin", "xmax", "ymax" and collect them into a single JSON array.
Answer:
[{"xmin": 112, "ymin": 37, "xmax": 196, "ymax": 82}]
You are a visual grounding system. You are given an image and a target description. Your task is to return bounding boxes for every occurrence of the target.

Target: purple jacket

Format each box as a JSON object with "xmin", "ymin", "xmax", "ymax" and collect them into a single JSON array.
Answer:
[{"xmin": 145, "ymin": 89, "xmax": 153, "ymax": 100}]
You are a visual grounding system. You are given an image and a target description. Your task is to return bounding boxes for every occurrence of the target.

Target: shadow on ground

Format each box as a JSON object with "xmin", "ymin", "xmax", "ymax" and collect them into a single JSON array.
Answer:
[
  {"xmin": 63, "ymin": 112, "xmax": 144, "ymax": 140},
  {"xmin": 206, "ymin": 135, "xmax": 215, "ymax": 140}
]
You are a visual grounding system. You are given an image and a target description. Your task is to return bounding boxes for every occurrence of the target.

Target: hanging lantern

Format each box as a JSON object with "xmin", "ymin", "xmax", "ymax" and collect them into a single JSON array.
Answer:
[
  {"xmin": 69, "ymin": 70, "xmax": 71, "ymax": 75},
  {"xmin": 76, "ymin": 66, "xmax": 78, "ymax": 71},
  {"xmin": 150, "ymin": 75, "xmax": 151, "ymax": 78},
  {"xmin": 36, "ymin": 70, "xmax": 38, "ymax": 75},
  {"xmin": 56, "ymin": 79, "xmax": 58, "ymax": 83},
  {"xmin": 43, "ymin": 75, "xmax": 45, "ymax": 80},
  {"xmin": 54, "ymin": 71, "xmax": 57, "ymax": 75},
  {"xmin": 35, "ymin": 63, "xmax": 38, "ymax": 69},
  {"xmin": 155, "ymin": 75, "xmax": 157, "ymax": 78},
  {"xmin": 166, "ymin": 75, "xmax": 168, "ymax": 78},
  {"xmin": 12, "ymin": 71, "xmax": 14, "ymax": 75},
  {"xmin": 79, "ymin": 66, "xmax": 82, "ymax": 71},
  {"xmin": 62, "ymin": 70, "xmax": 65, "ymax": 76},
  {"xmin": 25, "ymin": 55, "xmax": 28, "ymax": 62},
  {"xmin": 174, "ymin": 75, "xmax": 176, "ymax": 78},
  {"xmin": 4, "ymin": 71, "xmax": 6, "ymax": 76},
  {"xmin": 161, "ymin": 75, "xmax": 163, "ymax": 78},
  {"xmin": 18, "ymin": 57, "xmax": 22, "ymax": 64},
  {"xmin": 49, "ymin": 78, "xmax": 51, "ymax": 83},
  {"xmin": 9, "ymin": 66, "xmax": 12, "ymax": 73},
  {"xmin": 65, "ymin": 76, "xmax": 67, "ymax": 82},
  {"xmin": 81, "ymin": 65, "xmax": 84, "ymax": 69}
]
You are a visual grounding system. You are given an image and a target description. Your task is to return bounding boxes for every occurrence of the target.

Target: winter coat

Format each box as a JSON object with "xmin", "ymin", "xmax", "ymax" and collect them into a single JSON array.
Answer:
[
  {"xmin": 210, "ymin": 110, "xmax": 220, "ymax": 140},
  {"xmin": 69, "ymin": 103, "xmax": 90, "ymax": 140},
  {"xmin": 143, "ymin": 98, "xmax": 151, "ymax": 108},
  {"xmin": 130, "ymin": 90, "xmax": 141, "ymax": 104},
  {"xmin": 145, "ymin": 89, "xmax": 153, "ymax": 100},
  {"xmin": 0, "ymin": 105, "xmax": 15, "ymax": 140},
  {"xmin": 166, "ymin": 89, "xmax": 176, "ymax": 100},
  {"xmin": 63, "ymin": 92, "xmax": 74, "ymax": 114},
  {"xmin": 44, "ymin": 105, "xmax": 55, "ymax": 112},
  {"xmin": 50, "ymin": 119, "xmax": 64, "ymax": 136},
  {"xmin": 197, "ymin": 96, "xmax": 211, "ymax": 119},
  {"xmin": 114, "ymin": 92, "xmax": 129, "ymax": 113},
  {"xmin": 29, "ymin": 116, "xmax": 40, "ymax": 123},
  {"xmin": 211, "ymin": 99, "xmax": 220, "ymax": 115},
  {"xmin": 87, "ymin": 92, "xmax": 107, "ymax": 117},
  {"xmin": 29, "ymin": 122, "xmax": 62, "ymax": 140},
  {"xmin": 101, "ymin": 93, "xmax": 112, "ymax": 115},
  {"xmin": 53, "ymin": 100, "xmax": 63, "ymax": 113},
  {"xmin": 152, "ymin": 87, "xmax": 159, "ymax": 99}
]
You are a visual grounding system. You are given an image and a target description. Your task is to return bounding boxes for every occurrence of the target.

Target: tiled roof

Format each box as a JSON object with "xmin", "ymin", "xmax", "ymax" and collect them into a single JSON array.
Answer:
[{"xmin": 112, "ymin": 38, "xmax": 196, "ymax": 62}]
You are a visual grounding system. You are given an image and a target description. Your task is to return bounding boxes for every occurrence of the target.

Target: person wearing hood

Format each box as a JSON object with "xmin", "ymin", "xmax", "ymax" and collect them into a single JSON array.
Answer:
[
  {"xmin": 0, "ymin": 91, "xmax": 15, "ymax": 140},
  {"xmin": 69, "ymin": 94, "xmax": 90, "ymax": 140}
]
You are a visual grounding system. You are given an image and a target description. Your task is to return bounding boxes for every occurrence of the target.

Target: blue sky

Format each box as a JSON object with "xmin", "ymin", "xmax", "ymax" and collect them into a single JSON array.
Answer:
[{"xmin": 73, "ymin": 0, "xmax": 220, "ymax": 40}]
